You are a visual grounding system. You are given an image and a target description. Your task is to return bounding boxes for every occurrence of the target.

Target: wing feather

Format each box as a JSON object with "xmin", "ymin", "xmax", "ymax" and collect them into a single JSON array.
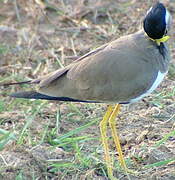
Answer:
[{"xmin": 38, "ymin": 43, "xmax": 109, "ymax": 88}]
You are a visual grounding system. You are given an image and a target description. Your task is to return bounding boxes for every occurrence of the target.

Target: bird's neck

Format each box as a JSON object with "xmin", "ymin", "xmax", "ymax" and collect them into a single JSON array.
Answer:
[{"xmin": 147, "ymin": 35, "xmax": 170, "ymax": 46}]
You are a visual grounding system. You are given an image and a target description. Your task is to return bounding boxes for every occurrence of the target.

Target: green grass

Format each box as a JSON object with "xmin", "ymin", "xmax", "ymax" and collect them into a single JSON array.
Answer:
[
  {"xmin": 1, "ymin": 91, "xmax": 175, "ymax": 179},
  {"xmin": 154, "ymin": 130, "xmax": 175, "ymax": 147},
  {"xmin": 144, "ymin": 158, "xmax": 175, "ymax": 169},
  {"xmin": 0, "ymin": 44, "xmax": 9, "ymax": 55},
  {"xmin": 150, "ymin": 86, "xmax": 175, "ymax": 108},
  {"xmin": 0, "ymin": 100, "xmax": 5, "ymax": 113},
  {"xmin": 0, "ymin": 128, "xmax": 16, "ymax": 151}
]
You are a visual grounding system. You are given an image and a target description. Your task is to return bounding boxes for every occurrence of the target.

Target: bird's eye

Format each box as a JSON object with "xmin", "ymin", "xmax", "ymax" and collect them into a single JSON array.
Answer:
[{"xmin": 165, "ymin": 29, "xmax": 168, "ymax": 35}]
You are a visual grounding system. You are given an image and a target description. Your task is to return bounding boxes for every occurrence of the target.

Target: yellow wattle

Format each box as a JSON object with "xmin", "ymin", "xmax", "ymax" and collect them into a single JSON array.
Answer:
[{"xmin": 149, "ymin": 35, "xmax": 170, "ymax": 46}]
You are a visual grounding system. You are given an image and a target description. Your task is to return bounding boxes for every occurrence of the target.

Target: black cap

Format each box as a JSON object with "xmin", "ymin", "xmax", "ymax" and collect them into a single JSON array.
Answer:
[{"xmin": 143, "ymin": 2, "xmax": 166, "ymax": 39}]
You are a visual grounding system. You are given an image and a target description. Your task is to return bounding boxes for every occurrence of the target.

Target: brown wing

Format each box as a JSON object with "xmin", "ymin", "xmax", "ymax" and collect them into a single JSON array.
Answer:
[
  {"xmin": 39, "ymin": 67, "xmax": 69, "ymax": 88},
  {"xmin": 39, "ymin": 43, "xmax": 109, "ymax": 88}
]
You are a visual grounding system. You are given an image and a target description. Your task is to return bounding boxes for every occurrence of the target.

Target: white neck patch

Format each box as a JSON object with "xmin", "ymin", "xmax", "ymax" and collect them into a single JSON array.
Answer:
[{"xmin": 165, "ymin": 9, "xmax": 170, "ymax": 25}]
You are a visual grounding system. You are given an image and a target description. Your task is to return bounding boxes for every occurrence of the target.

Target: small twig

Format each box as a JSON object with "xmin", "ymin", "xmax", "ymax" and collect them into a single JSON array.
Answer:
[
  {"xmin": 160, "ymin": 113, "xmax": 175, "ymax": 124},
  {"xmin": 14, "ymin": 0, "xmax": 21, "ymax": 22},
  {"xmin": 70, "ymin": 38, "xmax": 77, "ymax": 56},
  {"xmin": 0, "ymin": 154, "xmax": 8, "ymax": 166},
  {"xmin": 39, "ymin": 4, "xmax": 90, "ymax": 33}
]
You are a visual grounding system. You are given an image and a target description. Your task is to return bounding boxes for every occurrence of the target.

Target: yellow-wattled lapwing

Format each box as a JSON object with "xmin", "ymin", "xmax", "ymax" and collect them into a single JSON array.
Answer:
[{"xmin": 3, "ymin": 2, "xmax": 172, "ymax": 180}]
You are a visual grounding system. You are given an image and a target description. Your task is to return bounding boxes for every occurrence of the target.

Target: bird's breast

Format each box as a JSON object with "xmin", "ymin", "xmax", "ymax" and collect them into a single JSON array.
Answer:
[{"xmin": 129, "ymin": 71, "xmax": 167, "ymax": 103}]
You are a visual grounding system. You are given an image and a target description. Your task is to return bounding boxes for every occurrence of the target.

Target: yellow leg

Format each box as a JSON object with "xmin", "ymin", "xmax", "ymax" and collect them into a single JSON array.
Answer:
[
  {"xmin": 108, "ymin": 104, "xmax": 127, "ymax": 171},
  {"xmin": 99, "ymin": 105, "xmax": 114, "ymax": 179}
]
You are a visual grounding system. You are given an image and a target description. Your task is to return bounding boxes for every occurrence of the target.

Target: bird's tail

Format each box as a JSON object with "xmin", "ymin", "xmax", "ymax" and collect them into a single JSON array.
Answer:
[
  {"xmin": 10, "ymin": 91, "xmax": 99, "ymax": 103},
  {"xmin": 10, "ymin": 91, "xmax": 60, "ymax": 100},
  {"xmin": 4, "ymin": 80, "xmax": 98, "ymax": 102},
  {"xmin": 1, "ymin": 79, "xmax": 41, "ymax": 86},
  {"xmin": 1, "ymin": 80, "xmax": 32, "ymax": 86},
  {"xmin": 10, "ymin": 91, "xmax": 40, "ymax": 99}
]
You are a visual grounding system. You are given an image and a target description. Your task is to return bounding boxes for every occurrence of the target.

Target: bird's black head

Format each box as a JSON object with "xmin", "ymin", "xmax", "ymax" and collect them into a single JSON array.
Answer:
[{"xmin": 143, "ymin": 2, "xmax": 171, "ymax": 39}]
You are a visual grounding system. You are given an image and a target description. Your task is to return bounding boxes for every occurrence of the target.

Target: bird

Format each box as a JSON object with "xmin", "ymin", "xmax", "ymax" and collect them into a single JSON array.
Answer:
[{"xmin": 3, "ymin": 2, "xmax": 172, "ymax": 180}]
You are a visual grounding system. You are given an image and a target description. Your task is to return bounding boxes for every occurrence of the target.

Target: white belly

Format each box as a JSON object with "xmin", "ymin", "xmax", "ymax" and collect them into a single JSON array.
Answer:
[{"xmin": 130, "ymin": 71, "xmax": 167, "ymax": 103}]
